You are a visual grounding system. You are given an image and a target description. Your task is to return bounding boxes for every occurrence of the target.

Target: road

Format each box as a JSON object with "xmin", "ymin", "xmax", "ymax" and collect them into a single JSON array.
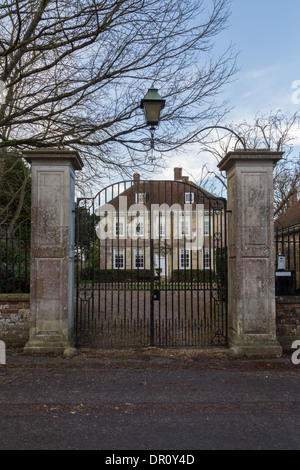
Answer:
[{"xmin": 0, "ymin": 348, "xmax": 299, "ymax": 451}]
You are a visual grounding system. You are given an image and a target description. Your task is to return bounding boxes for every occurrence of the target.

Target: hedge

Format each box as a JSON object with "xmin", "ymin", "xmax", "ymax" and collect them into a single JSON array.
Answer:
[
  {"xmin": 171, "ymin": 269, "xmax": 215, "ymax": 283},
  {"xmin": 79, "ymin": 267, "xmax": 216, "ymax": 283},
  {"xmin": 79, "ymin": 267, "xmax": 153, "ymax": 282}
]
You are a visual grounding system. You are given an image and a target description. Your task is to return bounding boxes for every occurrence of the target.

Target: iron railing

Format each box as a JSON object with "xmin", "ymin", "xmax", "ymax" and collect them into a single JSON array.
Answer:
[
  {"xmin": 275, "ymin": 225, "xmax": 300, "ymax": 294},
  {"xmin": 75, "ymin": 179, "xmax": 228, "ymax": 347},
  {"xmin": 0, "ymin": 224, "xmax": 30, "ymax": 293}
]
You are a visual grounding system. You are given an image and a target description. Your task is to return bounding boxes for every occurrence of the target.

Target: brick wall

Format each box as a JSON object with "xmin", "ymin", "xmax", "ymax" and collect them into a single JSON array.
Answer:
[
  {"xmin": 0, "ymin": 294, "xmax": 30, "ymax": 347},
  {"xmin": 276, "ymin": 296, "xmax": 300, "ymax": 351}
]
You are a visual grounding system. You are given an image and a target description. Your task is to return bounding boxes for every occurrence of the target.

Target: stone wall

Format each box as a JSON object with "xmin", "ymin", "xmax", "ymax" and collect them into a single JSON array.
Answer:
[
  {"xmin": 0, "ymin": 294, "xmax": 30, "ymax": 347},
  {"xmin": 1, "ymin": 292, "xmax": 300, "ymax": 352},
  {"xmin": 276, "ymin": 296, "xmax": 300, "ymax": 351}
]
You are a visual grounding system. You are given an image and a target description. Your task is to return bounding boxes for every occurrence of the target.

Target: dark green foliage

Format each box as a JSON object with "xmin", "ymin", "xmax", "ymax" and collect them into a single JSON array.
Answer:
[
  {"xmin": 0, "ymin": 224, "xmax": 30, "ymax": 293},
  {"xmin": 0, "ymin": 154, "xmax": 31, "ymax": 225},
  {"xmin": 75, "ymin": 202, "xmax": 100, "ymax": 262},
  {"xmin": 171, "ymin": 269, "xmax": 215, "ymax": 283},
  {"xmin": 79, "ymin": 267, "xmax": 152, "ymax": 283},
  {"xmin": 215, "ymin": 247, "xmax": 227, "ymax": 289}
]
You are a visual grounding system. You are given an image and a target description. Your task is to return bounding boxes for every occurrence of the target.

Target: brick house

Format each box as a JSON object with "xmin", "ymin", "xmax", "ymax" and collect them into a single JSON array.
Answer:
[
  {"xmin": 95, "ymin": 168, "xmax": 226, "ymax": 280},
  {"xmin": 274, "ymin": 190, "xmax": 300, "ymax": 232},
  {"xmin": 274, "ymin": 190, "xmax": 300, "ymax": 290}
]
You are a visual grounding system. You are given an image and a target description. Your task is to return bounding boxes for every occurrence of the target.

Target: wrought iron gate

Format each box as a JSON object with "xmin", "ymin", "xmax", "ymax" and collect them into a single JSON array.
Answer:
[{"xmin": 75, "ymin": 178, "xmax": 227, "ymax": 347}]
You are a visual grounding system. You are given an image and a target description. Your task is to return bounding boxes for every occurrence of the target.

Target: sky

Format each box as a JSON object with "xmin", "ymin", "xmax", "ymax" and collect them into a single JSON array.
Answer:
[{"xmin": 155, "ymin": 0, "xmax": 300, "ymax": 184}]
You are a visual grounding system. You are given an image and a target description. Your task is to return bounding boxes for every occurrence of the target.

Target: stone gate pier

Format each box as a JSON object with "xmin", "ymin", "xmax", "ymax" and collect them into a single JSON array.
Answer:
[
  {"xmin": 218, "ymin": 150, "xmax": 283, "ymax": 356},
  {"xmin": 23, "ymin": 149, "xmax": 83, "ymax": 354},
  {"xmin": 22, "ymin": 147, "xmax": 284, "ymax": 356}
]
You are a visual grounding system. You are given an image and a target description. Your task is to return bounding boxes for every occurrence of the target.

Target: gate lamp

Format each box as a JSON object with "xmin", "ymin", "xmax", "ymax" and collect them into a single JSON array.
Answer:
[
  {"xmin": 141, "ymin": 86, "xmax": 165, "ymax": 149},
  {"xmin": 140, "ymin": 86, "xmax": 246, "ymax": 151}
]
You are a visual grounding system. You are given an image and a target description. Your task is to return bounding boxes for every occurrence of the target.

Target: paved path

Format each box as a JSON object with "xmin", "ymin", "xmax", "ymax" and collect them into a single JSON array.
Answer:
[{"xmin": 0, "ymin": 348, "xmax": 299, "ymax": 451}]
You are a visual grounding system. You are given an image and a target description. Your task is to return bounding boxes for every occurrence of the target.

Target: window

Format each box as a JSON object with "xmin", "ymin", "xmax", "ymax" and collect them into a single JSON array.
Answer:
[
  {"xmin": 134, "ymin": 248, "xmax": 144, "ymax": 269},
  {"xmin": 114, "ymin": 248, "xmax": 125, "ymax": 269},
  {"xmin": 134, "ymin": 216, "xmax": 144, "ymax": 237},
  {"xmin": 204, "ymin": 216, "xmax": 210, "ymax": 236},
  {"xmin": 135, "ymin": 193, "xmax": 146, "ymax": 204},
  {"xmin": 184, "ymin": 192, "xmax": 194, "ymax": 203},
  {"xmin": 179, "ymin": 214, "xmax": 191, "ymax": 237},
  {"xmin": 156, "ymin": 214, "xmax": 166, "ymax": 237},
  {"xmin": 180, "ymin": 248, "xmax": 190, "ymax": 269},
  {"xmin": 203, "ymin": 248, "xmax": 210, "ymax": 269},
  {"xmin": 114, "ymin": 215, "xmax": 125, "ymax": 237}
]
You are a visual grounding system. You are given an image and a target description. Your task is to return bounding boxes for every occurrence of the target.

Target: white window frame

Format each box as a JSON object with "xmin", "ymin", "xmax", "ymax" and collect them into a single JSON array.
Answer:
[
  {"xmin": 179, "ymin": 214, "xmax": 191, "ymax": 237},
  {"xmin": 135, "ymin": 192, "xmax": 146, "ymax": 204},
  {"xmin": 114, "ymin": 215, "xmax": 125, "ymax": 237},
  {"xmin": 203, "ymin": 247, "xmax": 211, "ymax": 270},
  {"xmin": 134, "ymin": 248, "xmax": 144, "ymax": 269},
  {"xmin": 133, "ymin": 216, "xmax": 144, "ymax": 237},
  {"xmin": 180, "ymin": 248, "xmax": 190, "ymax": 269},
  {"xmin": 156, "ymin": 214, "xmax": 166, "ymax": 237},
  {"xmin": 204, "ymin": 215, "xmax": 210, "ymax": 236},
  {"xmin": 184, "ymin": 192, "xmax": 194, "ymax": 204},
  {"xmin": 114, "ymin": 248, "xmax": 125, "ymax": 269}
]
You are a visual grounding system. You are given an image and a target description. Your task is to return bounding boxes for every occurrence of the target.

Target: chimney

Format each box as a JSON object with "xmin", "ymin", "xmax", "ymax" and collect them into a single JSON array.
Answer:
[
  {"xmin": 174, "ymin": 167, "xmax": 182, "ymax": 181},
  {"xmin": 181, "ymin": 176, "xmax": 189, "ymax": 183},
  {"xmin": 133, "ymin": 173, "xmax": 140, "ymax": 182}
]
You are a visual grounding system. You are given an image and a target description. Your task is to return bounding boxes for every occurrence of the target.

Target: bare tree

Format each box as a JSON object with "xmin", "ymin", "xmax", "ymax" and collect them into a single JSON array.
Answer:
[
  {"xmin": 0, "ymin": 150, "xmax": 31, "ymax": 228},
  {"xmin": 0, "ymin": 0, "xmax": 236, "ymax": 195},
  {"xmin": 194, "ymin": 110, "xmax": 300, "ymax": 213}
]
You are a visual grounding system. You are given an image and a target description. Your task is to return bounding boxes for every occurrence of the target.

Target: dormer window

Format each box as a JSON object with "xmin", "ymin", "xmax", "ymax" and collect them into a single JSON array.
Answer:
[
  {"xmin": 184, "ymin": 192, "xmax": 194, "ymax": 203},
  {"xmin": 135, "ymin": 192, "xmax": 146, "ymax": 204}
]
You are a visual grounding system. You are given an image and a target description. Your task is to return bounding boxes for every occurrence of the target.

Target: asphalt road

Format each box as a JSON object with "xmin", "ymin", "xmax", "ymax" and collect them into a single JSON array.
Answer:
[{"xmin": 0, "ymin": 348, "xmax": 299, "ymax": 452}]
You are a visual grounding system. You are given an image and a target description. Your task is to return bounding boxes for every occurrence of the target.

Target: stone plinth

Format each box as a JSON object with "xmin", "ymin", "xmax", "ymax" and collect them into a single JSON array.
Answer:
[
  {"xmin": 218, "ymin": 150, "xmax": 283, "ymax": 356},
  {"xmin": 23, "ymin": 149, "xmax": 84, "ymax": 354}
]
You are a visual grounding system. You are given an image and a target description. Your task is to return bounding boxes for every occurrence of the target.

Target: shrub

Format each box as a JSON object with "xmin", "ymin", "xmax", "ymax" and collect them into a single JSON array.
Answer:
[
  {"xmin": 79, "ymin": 267, "xmax": 153, "ymax": 283},
  {"xmin": 215, "ymin": 247, "xmax": 227, "ymax": 289},
  {"xmin": 0, "ymin": 226, "xmax": 30, "ymax": 293},
  {"xmin": 171, "ymin": 269, "xmax": 215, "ymax": 283}
]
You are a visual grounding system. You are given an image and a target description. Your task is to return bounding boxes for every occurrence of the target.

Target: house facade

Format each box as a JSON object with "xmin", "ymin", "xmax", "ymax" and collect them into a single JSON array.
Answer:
[
  {"xmin": 95, "ymin": 168, "xmax": 226, "ymax": 280},
  {"xmin": 274, "ymin": 190, "xmax": 300, "ymax": 291}
]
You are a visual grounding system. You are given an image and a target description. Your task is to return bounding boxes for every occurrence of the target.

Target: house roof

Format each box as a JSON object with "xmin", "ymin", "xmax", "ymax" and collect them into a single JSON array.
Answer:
[
  {"xmin": 274, "ymin": 198, "xmax": 300, "ymax": 230},
  {"xmin": 103, "ymin": 168, "xmax": 226, "ymax": 211}
]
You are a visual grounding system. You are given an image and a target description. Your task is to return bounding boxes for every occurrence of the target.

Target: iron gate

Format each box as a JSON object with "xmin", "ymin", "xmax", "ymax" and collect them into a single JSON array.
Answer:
[{"xmin": 75, "ymin": 178, "xmax": 227, "ymax": 347}]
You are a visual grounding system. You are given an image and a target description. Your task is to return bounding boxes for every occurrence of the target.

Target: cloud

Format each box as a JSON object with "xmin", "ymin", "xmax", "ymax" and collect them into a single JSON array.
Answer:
[{"xmin": 246, "ymin": 67, "xmax": 274, "ymax": 80}]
